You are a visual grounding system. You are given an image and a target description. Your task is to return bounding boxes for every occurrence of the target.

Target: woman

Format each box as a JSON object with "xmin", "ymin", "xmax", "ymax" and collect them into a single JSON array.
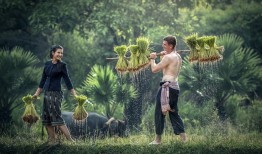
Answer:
[{"xmin": 33, "ymin": 45, "xmax": 76, "ymax": 145}]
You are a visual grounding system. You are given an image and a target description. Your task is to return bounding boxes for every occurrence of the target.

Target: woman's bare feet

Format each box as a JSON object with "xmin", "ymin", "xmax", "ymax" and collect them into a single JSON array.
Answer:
[
  {"xmin": 58, "ymin": 125, "xmax": 75, "ymax": 142},
  {"xmin": 47, "ymin": 139, "xmax": 58, "ymax": 146}
]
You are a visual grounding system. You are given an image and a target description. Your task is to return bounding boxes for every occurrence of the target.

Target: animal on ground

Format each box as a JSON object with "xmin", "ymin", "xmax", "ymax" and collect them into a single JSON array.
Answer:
[{"xmin": 61, "ymin": 111, "xmax": 128, "ymax": 139}]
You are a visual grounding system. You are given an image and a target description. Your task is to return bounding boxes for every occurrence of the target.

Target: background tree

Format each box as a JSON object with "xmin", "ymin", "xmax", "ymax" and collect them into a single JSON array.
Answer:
[
  {"xmin": 215, "ymin": 34, "xmax": 262, "ymax": 120},
  {"xmin": 0, "ymin": 0, "xmax": 49, "ymax": 57}
]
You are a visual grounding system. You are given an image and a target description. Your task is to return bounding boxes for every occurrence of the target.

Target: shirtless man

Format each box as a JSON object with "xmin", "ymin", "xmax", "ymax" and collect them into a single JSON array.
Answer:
[{"xmin": 149, "ymin": 35, "xmax": 187, "ymax": 144}]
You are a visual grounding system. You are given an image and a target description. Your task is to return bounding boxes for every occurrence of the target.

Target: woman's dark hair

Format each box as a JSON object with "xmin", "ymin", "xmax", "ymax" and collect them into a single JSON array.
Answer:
[
  {"xmin": 163, "ymin": 35, "xmax": 177, "ymax": 49},
  {"xmin": 50, "ymin": 45, "xmax": 63, "ymax": 59}
]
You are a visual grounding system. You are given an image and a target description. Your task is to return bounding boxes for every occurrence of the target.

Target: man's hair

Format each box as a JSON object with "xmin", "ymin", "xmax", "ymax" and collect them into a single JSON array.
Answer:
[
  {"xmin": 163, "ymin": 35, "xmax": 177, "ymax": 49},
  {"xmin": 50, "ymin": 45, "xmax": 63, "ymax": 58}
]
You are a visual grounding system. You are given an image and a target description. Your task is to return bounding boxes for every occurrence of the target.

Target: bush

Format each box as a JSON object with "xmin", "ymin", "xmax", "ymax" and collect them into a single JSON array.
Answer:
[{"xmin": 235, "ymin": 100, "xmax": 262, "ymax": 132}]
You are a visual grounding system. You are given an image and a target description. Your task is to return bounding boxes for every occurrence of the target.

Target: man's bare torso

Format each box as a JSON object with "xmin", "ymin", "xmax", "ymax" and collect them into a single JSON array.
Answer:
[{"xmin": 162, "ymin": 51, "xmax": 182, "ymax": 82}]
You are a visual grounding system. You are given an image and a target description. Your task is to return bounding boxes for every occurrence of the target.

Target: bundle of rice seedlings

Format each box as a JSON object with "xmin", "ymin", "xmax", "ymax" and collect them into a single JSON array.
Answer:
[
  {"xmin": 206, "ymin": 36, "xmax": 223, "ymax": 63},
  {"xmin": 196, "ymin": 37, "xmax": 207, "ymax": 63},
  {"xmin": 184, "ymin": 34, "xmax": 199, "ymax": 63},
  {"xmin": 22, "ymin": 94, "xmax": 39, "ymax": 124},
  {"xmin": 216, "ymin": 46, "xmax": 225, "ymax": 55},
  {"xmin": 73, "ymin": 95, "xmax": 88, "ymax": 121},
  {"xmin": 136, "ymin": 37, "xmax": 150, "ymax": 70},
  {"xmin": 204, "ymin": 36, "xmax": 213, "ymax": 61},
  {"xmin": 114, "ymin": 45, "xmax": 128, "ymax": 74},
  {"xmin": 197, "ymin": 36, "xmax": 211, "ymax": 63},
  {"xmin": 185, "ymin": 34, "xmax": 224, "ymax": 65},
  {"xmin": 128, "ymin": 45, "xmax": 139, "ymax": 73}
]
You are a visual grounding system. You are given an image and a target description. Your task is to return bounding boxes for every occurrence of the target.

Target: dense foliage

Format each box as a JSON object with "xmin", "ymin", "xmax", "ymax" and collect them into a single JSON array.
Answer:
[{"xmin": 0, "ymin": 47, "xmax": 41, "ymax": 132}]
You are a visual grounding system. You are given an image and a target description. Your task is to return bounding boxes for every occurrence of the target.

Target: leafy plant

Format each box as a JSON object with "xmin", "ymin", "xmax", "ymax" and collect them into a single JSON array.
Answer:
[
  {"xmin": 77, "ymin": 65, "xmax": 137, "ymax": 117},
  {"xmin": 21, "ymin": 94, "xmax": 39, "ymax": 124},
  {"xmin": 0, "ymin": 47, "xmax": 41, "ymax": 130},
  {"xmin": 73, "ymin": 95, "xmax": 88, "ymax": 120}
]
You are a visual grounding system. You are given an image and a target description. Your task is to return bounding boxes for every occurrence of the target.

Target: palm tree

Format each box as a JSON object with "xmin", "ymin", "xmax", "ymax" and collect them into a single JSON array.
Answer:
[
  {"xmin": 114, "ymin": 81, "xmax": 138, "ymax": 116},
  {"xmin": 77, "ymin": 65, "xmax": 137, "ymax": 117},
  {"xmin": 180, "ymin": 34, "xmax": 262, "ymax": 120},
  {"xmin": 179, "ymin": 58, "xmax": 218, "ymax": 106},
  {"xmin": 0, "ymin": 47, "xmax": 41, "ymax": 131},
  {"xmin": 215, "ymin": 34, "xmax": 262, "ymax": 120}
]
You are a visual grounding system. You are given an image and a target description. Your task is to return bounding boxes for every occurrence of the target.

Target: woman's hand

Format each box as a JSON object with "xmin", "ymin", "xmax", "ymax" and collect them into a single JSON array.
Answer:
[
  {"xmin": 33, "ymin": 88, "xmax": 42, "ymax": 99},
  {"xmin": 70, "ymin": 89, "xmax": 77, "ymax": 97},
  {"xmin": 32, "ymin": 94, "xmax": 38, "ymax": 100}
]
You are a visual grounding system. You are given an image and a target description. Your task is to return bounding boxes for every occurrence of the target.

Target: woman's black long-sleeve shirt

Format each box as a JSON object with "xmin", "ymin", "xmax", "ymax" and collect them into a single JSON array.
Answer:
[{"xmin": 39, "ymin": 61, "xmax": 74, "ymax": 91}]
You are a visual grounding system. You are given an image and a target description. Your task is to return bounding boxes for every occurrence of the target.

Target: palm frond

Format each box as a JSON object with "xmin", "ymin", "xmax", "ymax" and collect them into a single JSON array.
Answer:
[{"xmin": 217, "ymin": 33, "xmax": 244, "ymax": 59}]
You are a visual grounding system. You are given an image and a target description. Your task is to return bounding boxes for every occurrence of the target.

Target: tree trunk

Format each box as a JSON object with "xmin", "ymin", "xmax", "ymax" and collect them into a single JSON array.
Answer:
[
  {"xmin": 124, "ymin": 74, "xmax": 148, "ymax": 132},
  {"xmin": 0, "ymin": 104, "xmax": 13, "ymax": 133},
  {"xmin": 124, "ymin": 96, "xmax": 143, "ymax": 132},
  {"xmin": 105, "ymin": 103, "xmax": 112, "ymax": 118},
  {"xmin": 215, "ymin": 101, "xmax": 227, "ymax": 121}
]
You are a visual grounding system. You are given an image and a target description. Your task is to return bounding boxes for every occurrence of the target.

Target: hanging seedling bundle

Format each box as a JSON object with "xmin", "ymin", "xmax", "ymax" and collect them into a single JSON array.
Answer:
[
  {"xmin": 197, "ymin": 36, "xmax": 207, "ymax": 63},
  {"xmin": 184, "ymin": 34, "xmax": 198, "ymax": 63},
  {"xmin": 184, "ymin": 34, "xmax": 224, "ymax": 64},
  {"xmin": 22, "ymin": 94, "xmax": 39, "ymax": 124},
  {"xmin": 128, "ymin": 45, "xmax": 139, "ymax": 73},
  {"xmin": 136, "ymin": 37, "xmax": 151, "ymax": 69},
  {"xmin": 110, "ymin": 37, "xmax": 152, "ymax": 75},
  {"xmin": 114, "ymin": 45, "xmax": 128, "ymax": 74},
  {"xmin": 205, "ymin": 36, "xmax": 223, "ymax": 62},
  {"xmin": 73, "ymin": 95, "xmax": 88, "ymax": 121}
]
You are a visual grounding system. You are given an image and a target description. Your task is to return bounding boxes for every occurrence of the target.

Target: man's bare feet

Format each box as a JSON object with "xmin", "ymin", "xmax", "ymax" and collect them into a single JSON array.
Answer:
[
  {"xmin": 69, "ymin": 138, "xmax": 76, "ymax": 143},
  {"xmin": 149, "ymin": 140, "xmax": 161, "ymax": 145},
  {"xmin": 65, "ymin": 136, "xmax": 75, "ymax": 143},
  {"xmin": 149, "ymin": 135, "xmax": 161, "ymax": 145},
  {"xmin": 180, "ymin": 133, "xmax": 187, "ymax": 142},
  {"xmin": 67, "ymin": 138, "xmax": 76, "ymax": 145}
]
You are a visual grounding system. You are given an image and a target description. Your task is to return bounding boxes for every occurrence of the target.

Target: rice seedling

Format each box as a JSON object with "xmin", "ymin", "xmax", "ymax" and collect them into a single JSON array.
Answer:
[
  {"xmin": 21, "ymin": 94, "xmax": 39, "ymax": 124},
  {"xmin": 205, "ymin": 36, "xmax": 223, "ymax": 63},
  {"xmin": 127, "ymin": 45, "xmax": 139, "ymax": 74},
  {"xmin": 184, "ymin": 33, "xmax": 199, "ymax": 63},
  {"xmin": 114, "ymin": 45, "xmax": 128, "ymax": 75},
  {"xmin": 197, "ymin": 36, "xmax": 207, "ymax": 63},
  {"xmin": 73, "ymin": 95, "xmax": 88, "ymax": 121},
  {"xmin": 136, "ymin": 37, "xmax": 151, "ymax": 70},
  {"xmin": 184, "ymin": 34, "xmax": 224, "ymax": 65}
]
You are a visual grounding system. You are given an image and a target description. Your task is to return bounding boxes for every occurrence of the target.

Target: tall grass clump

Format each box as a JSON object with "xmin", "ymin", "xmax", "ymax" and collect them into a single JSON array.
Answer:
[{"xmin": 226, "ymin": 96, "xmax": 262, "ymax": 133}]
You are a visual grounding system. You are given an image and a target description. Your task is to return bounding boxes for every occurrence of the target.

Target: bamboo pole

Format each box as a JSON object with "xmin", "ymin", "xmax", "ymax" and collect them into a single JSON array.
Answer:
[{"xmin": 106, "ymin": 50, "xmax": 190, "ymax": 60}]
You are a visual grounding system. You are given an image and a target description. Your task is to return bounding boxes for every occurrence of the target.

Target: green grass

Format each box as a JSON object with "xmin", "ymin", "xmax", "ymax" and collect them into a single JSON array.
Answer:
[{"xmin": 1, "ymin": 131, "xmax": 262, "ymax": 154}]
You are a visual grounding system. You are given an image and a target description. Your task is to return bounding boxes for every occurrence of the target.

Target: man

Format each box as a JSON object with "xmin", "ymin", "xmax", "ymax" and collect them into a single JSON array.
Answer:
[{"xmin": 149, "ymin": 35, "xmax": 187, "ymax": 144}]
